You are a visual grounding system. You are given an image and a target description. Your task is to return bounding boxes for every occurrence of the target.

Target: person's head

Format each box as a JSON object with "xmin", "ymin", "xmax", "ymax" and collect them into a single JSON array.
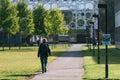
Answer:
[{"xmin": 42, "ymin": 38, "xmax": 47, "ymax": 43}]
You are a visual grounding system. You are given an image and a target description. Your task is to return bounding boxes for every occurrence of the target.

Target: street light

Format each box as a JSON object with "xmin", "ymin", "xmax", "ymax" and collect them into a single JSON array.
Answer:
[
  {"xmin": 98, "ymin": 4, "xmax": 108, "ymax": 79},
  {"xmin": 93, "ymin": 14, "xmax": 100, "ymax": 64},
  {"xmin": 90, "ymin": 21, "xmax": 95, "ymax": 56}
]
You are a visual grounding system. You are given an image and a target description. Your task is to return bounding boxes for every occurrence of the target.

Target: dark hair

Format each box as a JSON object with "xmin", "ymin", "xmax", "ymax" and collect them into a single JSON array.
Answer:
[{"xmin": 42, "ymin": 38, "xmax": 47, "ymax": 43}]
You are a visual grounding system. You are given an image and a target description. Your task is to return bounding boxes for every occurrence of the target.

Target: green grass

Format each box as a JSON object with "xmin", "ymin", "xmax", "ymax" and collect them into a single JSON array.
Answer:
[
  {"xmin": 82, "ymin": 44, "xmax": 120, "ymax": 79},
  {"xmin": 0, "ymin": 45, "xmax": 70, "ymax": 80}
]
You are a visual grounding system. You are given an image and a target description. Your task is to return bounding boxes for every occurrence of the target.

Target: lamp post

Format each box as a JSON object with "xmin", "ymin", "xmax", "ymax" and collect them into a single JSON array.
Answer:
[
  {"xmin": 93, "ymin": 14, "xmax": 100, "ymax": 64},
  {"xmin": 90, "ymin": 21, "xmax": 95, "ymax": 56},
  {"xmin": 98, "ymin": 4, "xmax": 108, "ymax": 79},
  {"xmin": 0, "ymin": 27, "xmax": 4, "ymax": 51}
]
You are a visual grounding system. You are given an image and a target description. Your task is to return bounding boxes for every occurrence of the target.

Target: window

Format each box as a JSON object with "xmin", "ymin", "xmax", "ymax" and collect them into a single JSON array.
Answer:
[{"xmin": 30, "ymin": 0, "xmax": 33, "ymax": 1}]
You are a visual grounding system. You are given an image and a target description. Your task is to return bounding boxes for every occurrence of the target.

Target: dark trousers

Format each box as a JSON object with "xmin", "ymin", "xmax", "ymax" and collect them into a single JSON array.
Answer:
[{"xmin": 40, "ymin": 56, "xmax": 48, "ymax": 73}]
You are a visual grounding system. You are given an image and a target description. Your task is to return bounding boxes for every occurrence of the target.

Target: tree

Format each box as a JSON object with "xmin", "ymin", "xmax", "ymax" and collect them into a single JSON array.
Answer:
[
  {"xmin": 44, "ymin": 7, "xmax": 68, "ymax": 49},
  {"xmin": 19, "ymin": 11, "xmax": 34, "ymax": 35},
  {"xmin": 0, "ymin": 0, "xmax": 19, "ymax": 50},
  {"xmin": 44, "ymin": 7, "xmax": 67, "ymax": 36},
  {"xmin": 33, "ymin": 4, "xmax": 47, "ymax": 36},
  {"xmin": 17, "ymin": 0, "xmax": 34, "ymax": 46},
  {"xmin": 0, "ymin": 0, "xmax": 19, "ymax": 35}
]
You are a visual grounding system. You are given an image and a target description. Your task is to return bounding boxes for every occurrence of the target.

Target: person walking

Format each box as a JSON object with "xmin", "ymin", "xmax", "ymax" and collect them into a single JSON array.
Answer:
[{"xmin": 38, "ymin": 38, "xmax": 51, "ymax": 73}]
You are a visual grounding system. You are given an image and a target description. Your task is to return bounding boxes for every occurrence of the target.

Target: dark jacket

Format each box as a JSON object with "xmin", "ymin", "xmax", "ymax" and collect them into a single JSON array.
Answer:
[{"xmin": 38, "ymin": 42, "xmax": 51, "ymax": 57}]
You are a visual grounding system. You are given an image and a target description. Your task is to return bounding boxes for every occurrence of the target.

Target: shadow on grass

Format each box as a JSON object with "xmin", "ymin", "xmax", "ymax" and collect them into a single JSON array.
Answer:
[
  {"xmin": 82, "ymin": 45, "xmax": 120, "ymax": 64},
  {"xmin": 51, "ymin": 50, "xmax": 82, "ymax": 57},
  {"xmin": 0, "ymin": 44, "xmax": 82, "ymax": 57},
  {"xmin": 0, "ymin": 47, "xmax": 38, "ymax": 52},
  {"xmin": 7, "ymin": 74, "xmax": 33, "ymax": 77},
  {"xmin": 0, "ymin": 73, "xmax": 34, "ymax": 80}
]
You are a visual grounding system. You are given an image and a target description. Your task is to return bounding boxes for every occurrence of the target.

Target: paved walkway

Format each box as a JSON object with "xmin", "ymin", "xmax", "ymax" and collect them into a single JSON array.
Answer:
[{"xmin": 30, "ymin": 44, "xmax": 84, "ymax": 80}]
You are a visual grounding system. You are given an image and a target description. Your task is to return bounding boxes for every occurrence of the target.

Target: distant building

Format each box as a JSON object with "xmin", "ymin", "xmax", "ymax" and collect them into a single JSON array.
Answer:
[
  {"xmin": 114, "ymin": 0, "xmax": 120, "ymax": 48},
  {"xmin": 10, "ymin": 0, "xmax": 99, "ymax": 43}
]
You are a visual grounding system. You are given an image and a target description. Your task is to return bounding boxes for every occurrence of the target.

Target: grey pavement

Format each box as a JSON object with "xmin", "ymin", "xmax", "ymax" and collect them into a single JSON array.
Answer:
[{"xmin": 30, "ymin": 44, "xmax": 84, "ymax": 80}]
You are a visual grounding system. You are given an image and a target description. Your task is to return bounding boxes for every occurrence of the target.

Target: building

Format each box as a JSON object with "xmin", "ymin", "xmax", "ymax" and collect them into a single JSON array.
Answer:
[
  {"xmin": 7, "ymin": 0, "xmax": 99, "ymax": 44},
  {"xmin": 10, "ymin": 0, "xmax": 99, "ymax": 43},
  {"xmin": 114, "ymin": 0, "xmax": 120, "ymax": 48}
]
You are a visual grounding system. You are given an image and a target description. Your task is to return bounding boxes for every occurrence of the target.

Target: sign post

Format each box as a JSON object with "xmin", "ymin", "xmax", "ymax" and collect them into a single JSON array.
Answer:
[
  {"xmin": 102, "ymin": 34, "xmax": 111, "ymax": 79},
  {"xmin": 102, "ymin": 34, "xmax": 111, "ymax": 45}
]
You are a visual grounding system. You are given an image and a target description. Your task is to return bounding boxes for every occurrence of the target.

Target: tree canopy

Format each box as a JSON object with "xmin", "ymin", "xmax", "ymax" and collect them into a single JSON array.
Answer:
[
  {"xmin": 33, "ymin": 4, "xmax": 47, "ymax": 35},
  {"xmin": 0, "ymin": 0, "xmax": 19, "ymax": 35},
  {"xmin": 17, "ymin": 0, "xmax": 34, "ymax": 35},
  {"xmin": 44, "ymin": 7, "xmax": 68, "ymax": 36}
]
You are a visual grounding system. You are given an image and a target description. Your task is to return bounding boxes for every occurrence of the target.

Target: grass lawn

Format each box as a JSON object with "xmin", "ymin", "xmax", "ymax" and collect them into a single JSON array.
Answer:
[
  {"xmin": 82, "ymin": 44, "xmax": 120, "ymax": 79},
  {"xmin": 0, "ymin": 44, "xmax": 70, "ymax": 80}
]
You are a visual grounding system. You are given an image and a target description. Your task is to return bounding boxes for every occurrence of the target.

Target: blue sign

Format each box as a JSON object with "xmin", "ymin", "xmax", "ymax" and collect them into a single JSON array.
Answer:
[{"xmin": 102, "ymin": 34, "xmax": 111, "ymax": 45}]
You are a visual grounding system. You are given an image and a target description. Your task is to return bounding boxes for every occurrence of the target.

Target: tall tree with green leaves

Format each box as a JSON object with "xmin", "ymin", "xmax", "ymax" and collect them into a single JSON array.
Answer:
[
  {"xmin": 17, "ymin": 0, "xmax": 34, "ymax": 46},
  {"xmin": 33, "ymin": 4, "xmax": 47, "ymax": 36},
  {"xmin": 0, "ymin": 0, "xmax": 19, "ymax": 50},
  {"xmin": 0, "ymin": 0, "xmax": 19, "ymax": 35},
  {"xmin": 44, "ymin": 7, "xmax": 67, "ymax": 36},
  {"xmin": 44, "ymin": 7, "xmax": 68, "ymax": 49}
]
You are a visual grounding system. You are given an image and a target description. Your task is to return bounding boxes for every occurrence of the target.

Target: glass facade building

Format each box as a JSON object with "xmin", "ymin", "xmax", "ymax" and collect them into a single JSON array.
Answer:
[{"xmin": 115, "ymin": 0, "xmax": 120, "ymax": 48}]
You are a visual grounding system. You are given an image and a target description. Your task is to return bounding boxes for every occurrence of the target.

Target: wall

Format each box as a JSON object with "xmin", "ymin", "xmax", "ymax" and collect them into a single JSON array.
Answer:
[{"xmin": 115, "ymin": 0, "xmax": 120, "ymax": 48}]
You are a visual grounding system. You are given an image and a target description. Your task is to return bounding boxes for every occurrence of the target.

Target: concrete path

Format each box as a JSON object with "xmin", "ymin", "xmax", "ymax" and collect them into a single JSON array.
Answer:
[{"xmin": 30, "ymin": 44, "xmax": 84, "ymax": 80}]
